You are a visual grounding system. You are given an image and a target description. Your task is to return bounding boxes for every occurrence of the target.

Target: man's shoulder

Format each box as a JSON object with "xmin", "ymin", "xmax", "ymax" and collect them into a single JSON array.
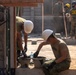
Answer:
[
  {"xmin": 56, "ymin": 38, "xmax": 67, "ymax": 50},
  {"xmin": 57, "ymin": 38, "xmax": 66, "ymax": 45}
]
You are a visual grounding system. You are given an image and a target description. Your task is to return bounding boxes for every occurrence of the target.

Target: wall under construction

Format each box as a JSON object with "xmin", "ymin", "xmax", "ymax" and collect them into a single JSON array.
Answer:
[{"xmin": 22, "ymin": 0, "xmax": 75, "ymax": 35}]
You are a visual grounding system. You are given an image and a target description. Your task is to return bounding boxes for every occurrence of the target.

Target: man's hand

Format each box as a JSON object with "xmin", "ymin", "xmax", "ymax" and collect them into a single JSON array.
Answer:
[
  {"xmin": 22, "ymin": 50, "xmax": 27, "ymax": 58},
  {"xmin": 33, "ymin": 51, "xmax": 39, "ymax": 58},
  {"xmin": 48, "ymin": 61, "xmax": 56, "ymax": 69},
  {"xmin": 24, "ymin": 45, "xmax": 27, "ymax": 52}
]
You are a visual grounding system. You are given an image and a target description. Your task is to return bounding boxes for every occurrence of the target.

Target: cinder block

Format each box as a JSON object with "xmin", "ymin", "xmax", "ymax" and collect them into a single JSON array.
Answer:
[
  {"xmin": 19, "ymin": 58, "xmax": 42, "ymax": 68},
  {"xmin": 16, "ymin": 68, "xmax": 45, "ymax": 75},
  {"xmin": 55, "ymin": 33, "xmax": 61, "ymax": 38},
  {"xmin": 63, "ymin": 39, "xmax": 76, "ymax": 45},
  {"xmin": 59, "ymin": 69, "xmax": 76, "ymax": 75},
  {"xmin": 31, "ymin": 41, "xmax": 37, "ymax": 45}
]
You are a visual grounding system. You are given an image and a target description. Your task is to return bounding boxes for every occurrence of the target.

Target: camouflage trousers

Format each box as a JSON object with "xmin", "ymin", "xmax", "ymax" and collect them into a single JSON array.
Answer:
[
  {"xmin": 70, "ymin": 21, "xmax": 76, "ymax": 37},
  {"xmin": 42, "ymin": 59, "xmax": 70, "ymax": 75}
]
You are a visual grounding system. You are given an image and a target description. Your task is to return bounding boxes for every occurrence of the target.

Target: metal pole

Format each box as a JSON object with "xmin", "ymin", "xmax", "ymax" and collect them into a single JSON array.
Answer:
[{"xmin": 42, "ymin": 3, "xmax": 44, "ymax": 32}]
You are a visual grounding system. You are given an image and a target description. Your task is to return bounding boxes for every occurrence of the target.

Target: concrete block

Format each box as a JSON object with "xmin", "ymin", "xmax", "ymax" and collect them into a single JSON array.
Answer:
[
  {"xmin": 16, "ymin": 68, "xmax": 45, "ymax": 75},
  {"xmin": 31, "ymin": 41, "xmax": 37, "ymax": 45},
  {"xmin": 55, "ymin": 33, "xmax": 61, "ymax": 38},
  {"xmin": 59, "ymin": 69, "xmax": 76, "ymax": 75},
  {"xmin": 19, "ymin": 58, "xmax": 43, "ymax": 68},
  {"xmin": 63, "ymin": 39, "xmax": 76, "ymax": 45}
]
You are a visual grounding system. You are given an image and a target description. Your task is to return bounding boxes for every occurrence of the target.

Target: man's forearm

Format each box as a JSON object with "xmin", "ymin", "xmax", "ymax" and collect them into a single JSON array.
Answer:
[
  {"xmin": 55, "ymin": 56, "xmax": 67, "ymax": 63},
  {"xmin": 17, "ymin": 32, "xmax": 24, "ymax": 50},
  {"xmin": 24, "ymin": 33, "xmax": 27, "ymax": 46},
  {"xmin": 36, "ymin": 41, "xmax": 47, "ymax": 51}
]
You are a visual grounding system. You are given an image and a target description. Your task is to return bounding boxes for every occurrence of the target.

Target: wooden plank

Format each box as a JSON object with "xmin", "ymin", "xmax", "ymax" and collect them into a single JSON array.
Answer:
[
  {"xmin": 0, "ymin": 17, "xmax": 5, "ymax": 68},
  {"xmin": 0, "ymin": 0, "xmax": 44, "ymax": 3},
  {"xmin": 9, "ymin": 7, "xmax": 17, "ymax": 68},
  {"xmin": 0, "ymin": 0, "xmax": 10, "ymax": 3},
  {"xmin": 0, "ymin": 0, "xmax": 44, "ymax": 6},
  {"xmin": 37, "ymin": 0, "xmax": 44, "ymax": 3},
  {"xmin": 0, "ymin": 3, "xmax": 38, "ymax": 7},
  {"xmin": 10, "ymin": 0, "xmax": 37, "ymax": 3},
  {"xmin": 16, "ymin": 68, "xmax": 45, "ymax": 75}
]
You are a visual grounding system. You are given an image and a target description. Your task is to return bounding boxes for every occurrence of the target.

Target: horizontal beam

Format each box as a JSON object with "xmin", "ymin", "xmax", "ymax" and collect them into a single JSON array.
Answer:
[
  {"xmin": 0, "ymin": 0, "xmax": 44, "ymax": 6},
  {"xmin": 0, "ymin": 0, "xmax": 44, "ymax": 3},
  {"xmin": 36, "ymin": 0, "xmax": 44, "ymax": 3},
  {"xmin": 0, "ymin": 3, "xmax": 38, "ymax": 7}
]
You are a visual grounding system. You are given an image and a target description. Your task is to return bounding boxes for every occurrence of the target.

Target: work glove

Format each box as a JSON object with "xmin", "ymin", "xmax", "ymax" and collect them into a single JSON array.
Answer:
[
  {"xmin": 48, "ymin": 61, "xmax": 56, "ymax": 69},
  {"xmin": 22, "ymin": 50, "xmax": 27, "ymax": 58},
  {"xmin": 33, "ymin": 51, "xmax": 39, "ymax": 58},
  {"xmin": 24, "ymin": 45, "xmax": 27, "ymax": 52}
]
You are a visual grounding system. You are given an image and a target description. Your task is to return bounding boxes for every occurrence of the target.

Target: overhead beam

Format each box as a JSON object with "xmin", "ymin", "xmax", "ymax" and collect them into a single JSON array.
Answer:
[
  {"xmin": 0, "ymin": 3, "xmax": 38, "ymax": 7},
  {"xmin": 0, "ymin": 0, "xmax": 44, "ymax": 6},
  {"xmin": 0, "ymin": 0, "xmax": 44, "ymax": 3},
  {"xmin": 36, "ymin": 0, "xmax": 44, "ymax": 3}
]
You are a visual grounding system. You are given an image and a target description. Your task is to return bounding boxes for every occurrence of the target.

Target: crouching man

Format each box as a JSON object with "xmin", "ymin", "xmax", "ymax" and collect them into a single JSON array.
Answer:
[{"xmin": 34, "ymin": 29, "xmax": 71, "ymax": 75}]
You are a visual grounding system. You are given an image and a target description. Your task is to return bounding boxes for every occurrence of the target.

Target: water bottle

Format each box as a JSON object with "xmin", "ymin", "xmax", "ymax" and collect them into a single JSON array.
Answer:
[
  {"xmin": 28, "ymin": 52, "xmax": 35, "ymax": 69},
  {"xmin": 30, "ymin": 52, "xmax": 33, "ymax": 59}
]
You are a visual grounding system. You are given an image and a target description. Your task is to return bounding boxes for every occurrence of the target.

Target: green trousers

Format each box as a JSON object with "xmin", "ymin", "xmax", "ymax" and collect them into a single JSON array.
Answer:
[{"xmin": 42, "ymin": 59, "xmax": 70, "ymax": 75}]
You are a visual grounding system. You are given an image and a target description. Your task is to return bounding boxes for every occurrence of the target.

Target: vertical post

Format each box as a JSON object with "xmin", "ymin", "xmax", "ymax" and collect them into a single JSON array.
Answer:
[
  {"xmin": 52, "ymin": 0, "xmax": 53, "ymax": 15},
  {"xmin": 62, "ymin": 2, "xmax": 68, "ymax": 38},
  {"xmin": 7, "ymin": 7, "xmax": 16, "ymax": 75},
  {"xmin": 10, "ymin": 7, "xmax": 17, "ymax": 68},
  {"xmin": 6, "ymin": 7, "xmax": 10, "ymax": 75},
  {"xmin": 71, "ymin": 0, "xmax": 72, "ymax": 8},
  {"xmin": 10, "ymin": 7, "xmax": 16, "ymax": 75},
  {"xmin": 16, "ymin": 7, "xmax": 21, "ymax": 16},
  {"xmin": 14, "ymin": 7, "xmax": 17, "ymax": 69},
  {"xmin": 42, "ymin": 3, "xmax": 44, "ymax": 32},
  {"xmin": 31, "ymin": 7, "xmax": 34, "ymax": 22}
]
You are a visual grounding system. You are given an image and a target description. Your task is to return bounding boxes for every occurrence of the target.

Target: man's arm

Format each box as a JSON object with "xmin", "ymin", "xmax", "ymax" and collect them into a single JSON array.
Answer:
[
  {"xmin": 55, "ymin": 43, "xmax": 68, "ymax": 63},
  {"xmin": 33, "ymin": 41, "xmax": 49, "ymax": 57},
  {"xmin": 24, "ymin": 32, "xmax": 28, "ymax": 52},
  {"xmin": 37, "ymin": 41, "xmax": 48, "ymax": 51},
  {"xmin": 17, "ymin": 32, "xmax": 24, "ymax": 50},
  {"xmin": 17, "ymin": 32, "xmax": 27, "ymax": 57}
]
